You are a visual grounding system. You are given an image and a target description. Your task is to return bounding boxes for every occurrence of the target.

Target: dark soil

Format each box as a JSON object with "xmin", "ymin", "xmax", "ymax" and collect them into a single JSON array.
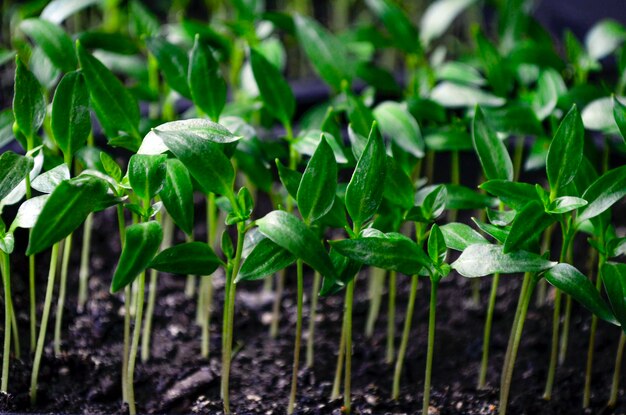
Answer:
[{"xmin": 0, "ymin": 201, "xmax": 625, "ymax": 415}]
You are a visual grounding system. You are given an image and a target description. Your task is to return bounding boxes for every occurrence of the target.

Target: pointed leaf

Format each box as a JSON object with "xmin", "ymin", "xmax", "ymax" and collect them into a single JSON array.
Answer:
[
  {"xmin": 51, "ymin": 71, "xmax": 91, "ymax": 158},
  {"xmin": 297, "ymin": 135, "xmax": 337, "ymax": 223},
  {"xmin": 0, "ymin": 152, "xmax": 34, "ymax": 201},
  {"xmin": 472, "ymin": 106, "xmax": 513, "ymax": 181},
  {"xmin": 439, "ymin": 222, "xmax": 488, "ymax": 251},
  {"xmin": 577, "ymin": 165, "xmax": 626, "ymax": 223},
  {"xmin": 188, "ymin": 35, "xmax": 226, "ymax": 122},
  {"xmin": 111, "ymin": 221, "xmax": 162, "ymax": 293},
  {"xmin": 480, "ymin": 179, "xmax": 541, "ymax": 210},
  {"xmin": 250, "ymin": 48, "xmax": 295, "ymax": 126},
  {"xmin": 146, "ymin": 37, "xmax": 191, "ymax": 98},
  {"xmin": 236, "ymin": 237, "xmax": 295, "ymax": 282},
  {"xmin": 452, "ymin": 244, "xmax": 556, "ymax": 278},
  {"xmin": 546, "ymin": 105, "xmax": 584, "ymax": 192},
  {"xmin": 128, "ymin": 154, "xmax": 167, "ymax": 201},
  {"xmin": 428, "ymin": 224, "xmax": 447, "ymax": 266},
  {"xmin": 31, "ymin": 163, "xmax": 70, "ymax": 193},
  {"xmin": 20, "ymin": 18, "xmax": 77, "ymax": 72},
  {"xmin": 13, "ymin": 57, "xmax": 46, "ymax": 141},
  {"xmin": 373, "ymin": 101, "xmax": 424, "ymax": 158},
  {"xmin": 545, "ymin": 263, "xmax": 617, "ymax": 325},
  {"xmin": 159, "ymin": 159, "xmax": 194, "ymax": 236},
  {"xmin": 149, "ymin": 242, "xmax": 222, "ymax": 275},
  {"xmin": 602, "ymin": 262, "xmax": 626, "ymax": 329},
  {"xmin": 256, "ymin": 210, "xmax": 336, "ymax": 280},
  {"xmin": 504, "ymin": 201, "xmax": 555, "ymax": 253},
  {"xmin": 365, "ymin": 0, "xmax": 420, "ymax": 54}
]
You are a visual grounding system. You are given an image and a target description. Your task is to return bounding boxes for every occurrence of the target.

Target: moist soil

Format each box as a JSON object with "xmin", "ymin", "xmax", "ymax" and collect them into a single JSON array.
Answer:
[{"xmin": 0, "ymin": 204, "xmax": 625, "ymax": 415}]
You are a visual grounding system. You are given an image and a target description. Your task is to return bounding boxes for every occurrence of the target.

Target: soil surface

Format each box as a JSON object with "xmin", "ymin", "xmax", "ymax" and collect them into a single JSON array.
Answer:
[{"xmin": 0, "ymin": 200, "xmax": 625, "ymax": 415}]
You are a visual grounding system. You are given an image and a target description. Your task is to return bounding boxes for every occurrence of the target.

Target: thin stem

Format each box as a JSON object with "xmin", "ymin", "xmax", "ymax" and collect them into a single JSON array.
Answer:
[
  {"xmin": 116, "ymin": 204, "xmax": 130, "ymax": 403},
  {"xmin": 447, "ymin": 150, "xmax": 459, "ymax": 222},
  {"xmin": 221, "ymin": 222, "xmax": 245, "ymax": 414},
  {"xmin": 77, "ymin": 212, "xmax": 94, "ymax": 313},
  {"xmin": 365, "ymin": 268, "xmax": 385, "ymax": 338},
  {"xmin": 306, "ymin": 271, "xmax": 321, "ymax": 368},
  {"xmin": 141, "ymin": 269, "xmax": 158, "ymax": 363},
  {"xmin": 331, "ymin": 314, "xmax": 346, "ymax": 400},
  {"xmin": 1, "ymin": 252, "xmax": 12, "ymax": 392},
  {"xmin": 287, "ymin": 260, "xmax": 304, "ymax": 414},
  {"xmin": 29, "ymin": 253, "xmax": 36, "ymax": 352},
  {"xmin": 201, "ymin": 277, "xmax": 214, "ymax": 358},
  {"xmin": 9, "ymin": 299, "xmax": 19, "ymax": 359},
  {"xmin": 392, "ymin": 276, "xmax": 418, "ymax": 400},
  {"xmin": 558, "ymin": 295, "xmax": 572, "ymax": 365},
  {"xmin": 386, "ymin": 271, "xmax": 397, "ymax": 364},
  {"xmin": 126, "ymin": 270, "xmax": 146, "ymax": 415},
  {"xmin": 512, "ymin": 135, "xmax": 525, "ymax": 182},
  {"xmin": 30, "ymin": 243, "xmax": 60, "ymax": 404},
  {"xmin": 270, "ymin": 269, "xmax": 285, "ymax": 338},
  {"xmin": 608, "ymin": 332, "xmax": 626, "ymax": 407},
  {"xmin": 343, "ymin": 278, "xmax": 356, "ymax": 414},
  {"xmin": 499, "ymin": 274, "xmax": 537, "ymax": 415},
  {"xmin": 423, "ymin": 280, "xmax": 439, "ymax": 415},
  {"xmin": 478, "ymin": 273, "xmax": 500, "ymax": 389},
  {"xmin": 583, "ymin": 253, "xmax": 604, "ymax": 408},
  {"xmin": 54, "ymin": 234, "xmax": 73, "ymax": 356}
]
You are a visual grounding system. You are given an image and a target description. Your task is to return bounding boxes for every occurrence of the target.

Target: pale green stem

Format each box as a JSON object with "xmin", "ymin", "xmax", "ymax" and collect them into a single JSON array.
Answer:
[
  {"xmin": 141, "ymin": 269, "xmax": 158, "ymax": 363},
  {"xmin": 365, "ymin": 268, "xmax": 385, "ymax": 338},
  {"xmin": 1, "ymin": 251, "xmax": 12, "ymax": 392},
  {"xmin": 584, "ymin": 253, "xmax": 605, "ymax": 408},
  {"xmin": 331, "ymin": 315, "xmax": 346, "ymax": 400},
  {"xmin": 77, "ymin": 213, "xmax": 94, "ymax": 313},
  {"xmin": 499, "ymin": 274, "xmax": 537, "ymax": 415},
  {"xmin": 608, "ymin": 332, "xmax": 626, "ymax": 407},
  {"xmin": 423, "ymin": 280, "xmax": 439, "ymax": 415},
  {"xmin": 386, "ymin": 270, "xmax": 397, "ymax": 364},
  {"xmin": 54, "ymin": 234, "xmax": 73, "ymax": 356},
  {"xmin": 392, "ymin": 276, "xmax": 418, "ymax": 400},
  {"xmin": 478, "ymin": 273, "xmax": 500, "ymax": 389},
  {"xmin": 126, "ymin": 270, "xmax": 146, "ymax": 415},
  {"xmin": 9, "ymin": 299, "xmax": 19, "ymax": 359},
  {"xmin": 306, "ymin": 271, "xmax": 321, "ymax": 368},
  {"xmin": 30, "ymin": 243, "xmax": 60, "ymax": 404},
  {"xmin": 287, "ymin": 260, "xmax": 304, "ymax": 414},
  {"xmin": 447, "ymin": 150, "xmax": 460, "ymax": 222},
  {"xmin": 343, "ymin": 278, "xmax": 356, "ymax": 414},
  {"xmin": 29, "ymin": 253, "xmax": 36, "ymax": 352}
]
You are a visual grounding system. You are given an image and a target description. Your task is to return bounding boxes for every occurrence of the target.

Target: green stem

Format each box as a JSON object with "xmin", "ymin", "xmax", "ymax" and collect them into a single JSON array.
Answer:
[
  {"xmin": 54, "ymin": 234, "xmax": 73, "ymax": 356},
  {"xmin": 9, "ymin": 299, "xmax": 19, "ymax": 359},
  {"xmin": 221, "ymin": 222, "xmax": 245, "ymax": 414},
  {"xmin": 425, "ymin": 150, "xmax": 435, "ymax": 184},
  {"xmin": 1, "ymin": 251, "xmax": 12, "ymax": 392},
  {"xmin": 77, "ymin": 213, "xmax": 93, "ymax": 313},
  {"xmin": 512, "ymin": 135, "xmax": 525, "ymax": 182},
  {"xmin": 270, "ymin": 269, "xmax": 285, "ymax": 338},
  {"xmin": 423, "ymin": 280, "xmax": 439, "ymax": 415},
  {"xmin": 30, "ymin": 243, "xmax": 60, "ymax": 404},
  {"xmin": 141, "ymin": 269, "xmax": 158, "ymax": 363},
  {"xmin": 478, "ymin": 273, "xmax": 500, "ymax": 389},
  {"xmin": 365, "ymin": 268, "xmax": 385, "ymax": 338},
  {"xmin": 116, "ymin": 205, "xmax": 129, "ymax": 403},
  {"xmin": 287, "ymin": 260, "xmax": 304, "ymax": 414},
  {"xmin": 331, "ymin": 314, "xmax": 346, "ymax": 400},
  {"xmin": 343, "ymin": 277, "xmax": 356, "ymax": 414},
  {"xmin": 126, "ymin": 270, "xmax": 146, "ymax": 415},
  {"xmin": 583, "ymin": 253, "xmax": 604, "ymax": 408},
  {"xmin": 306, "ymin": 271, "xmax": 321, "ymax": 368},
  {"xmin": 201, "ymin": 194, "xmax": 217, "ymax": 357},
  {"xmin": 499, "ymin": 274, "xmax": 537, "ymax": 415},
  {"xmin": 608, "ymin": 332, "xmax": 626, "ymax": 407},
  {"xmin": 29, "ymin": 253, "xmax": 36, "ymax": 352},
  {"xmin": 386, "ymin": 270, "xmax": 397, "ymax": 364},
  {"xmin": 447, "ymin": 150, "xmax": 459, "ymax": 222},
  {"xmin": 392, "ymin": 276, "xmax": 418, "ymax": 400},
  {"xmin": 558, "ymin": 295, "xmax": 572, "ymax": 365}
]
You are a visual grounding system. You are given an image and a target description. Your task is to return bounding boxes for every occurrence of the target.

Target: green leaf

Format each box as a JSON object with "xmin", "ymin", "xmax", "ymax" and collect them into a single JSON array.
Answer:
[
  {"xmin": 585, "ymin": 20, "xmax": 626, "ymax": 60},
  {"xmin": 347, "ymin": 93, "xmax": 376, "ymax": 138},
  {"xmin": 77, "ymin": 41, "xmax": 140, "ymax": 141},
  {"xmin": 504, "ymin": 201, "xmax": 555, "ymax": 254},
  {"xmin": 20, "ymin": 18, "xmax": 77, "ymax": 72},
  {"xmin": 546, "ymin": 105, "xmax": 584, "ymax": 193},
  {"xmin": 250, "ymin": 48, "xmax": 295, "ymax": 126},
  {"xmin": 297, "ymin": 135, "xmax": 337, "ymax": 223},
  {"xmin": 452, "ymin": 244, "xmax": 556, "ymax": 278},
  {"xmin": 421, "ymin": 184, "xmax": 447, "ymax": 221},
  {"xmin": 129, "ymin": 0, "xmax": 159, "ymax": 38},
  {"xmin": 100, "ymin": 152, "xmax": 122, "ymax": 183},
  {"xmin": 472, "ymin": 106, "xmax": 513, "ymax": 181},
  {"xmin": 27, "ymin": 176, "xmax": 112, "ymax": 255},
  {"xmin": 149, "ymin": 242, "xmax": 222, "ymax": 275},
  {"xmin": 577, "ymin": 165, "xmax": 626, "ymax": 223},
  {"xmin": 439, "ymin": 222, "xmax": 488, "ymax": 251},
  {"xmin": 545, "ymin": 263, "xmax": 617, "ymax": 325},
  {"xmin": 614, "ymin": 96, "xmax": 626, "ymax": 143},
  {"xmin": 237, "ymin": 237, "xmax": 295, "ymax": 282},
  {"xmin": 383, "ymin": 157, "xmax": 414, "ymax": 210},
  {"xmin": 294, "ymin": 14, "xmax": 352, "ymax": 91},
  {"xmin": 0, "ymin": 152, "xmax": 34, "ymax": 201},
  {"xmin": 532, "ymin": 68, "xmax": 565, "ymax": 121},
  {"xmin": 13, "ymin": 57, "xmax": 46, "ymax": 142},
  {"xmin": 276, "ymin": 159, "xmax": 301, "ymax": 200},
  {"xmin": 420, "ymin": 0, "xmax": 476, "ymax": 47},
  {"xmin": 480, "ymin": 180, "xmax": 541, "ymax": 211},
  {"xmin": 373, "ymin": 101, "xmax": 424, "ymax": 158},
  {"xmin": 51, "ymin": 71, "xmax": 91, "ymax": 158},
  {"xmin": 128, "ymin": 154, "xmax": 167, "ymax": 201},
  {"xmin": 160, "ymin": 159, "xmax": 194, "ymax": 236},
  {"xmin": 41, "ymin": 0, "xmax": 103, "ymax": 24},
  {"xmin": 188, "ymin": 35, "xmax": 226, "ymax": 122},
  {"xmin": 444, "ymin": 184, "xmax": 496, "ymax": 210},
  {"xmin": 0, "ymin": 110, "xmax": 14, "ymax": 148},
  {"xmin": 9, "ymin": 195, "xmax": 50, "ymax": 232},
  {"xmin": 424, "ymin": 129, "xmax": 473, "ymax": 152},
  {"xmin": 472, "ymin": 218, "xmax": 509, "ymax": 244},
  {"xmin": 546, "ymin": 196, "xmax": 587, "ymax": 214},
  {"xmin": 330, "ymin": 233, "xmax": 430, "ymax": 276},
  {"xmin": 430, "ymin": 82, "xmax": 505, "ymax": 108},
  {"xmin": 428, "ymin": 224, "xmax": 447, "ymax": 266},
  {"xmin": 155, "ymin": 122, "xmax": 237, "ymax": 196},
  {"xmin": 365, "ymin": 0, "xmax": 420, "ymax": 54},
  {"xmin": 146, "ymin": 37, "xmax": 191, "ymax": 98},
  {"xmin": 111, "ymin": 221, "xmax": 162, "ymax": 293},
  {"xmin": 602, "ymin": 262, "xmax": 626, "ymax": 328},
  {"xmin": 256, "ymin": 210, "xmax": 336, "ymax": 280},
  {"xmin": 31, "ymin": 163, "xmax": 70, "ymax": 193},
  {"xmin": 345, "ymin": 122, "xmax": 386, "ymax": 229}
]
